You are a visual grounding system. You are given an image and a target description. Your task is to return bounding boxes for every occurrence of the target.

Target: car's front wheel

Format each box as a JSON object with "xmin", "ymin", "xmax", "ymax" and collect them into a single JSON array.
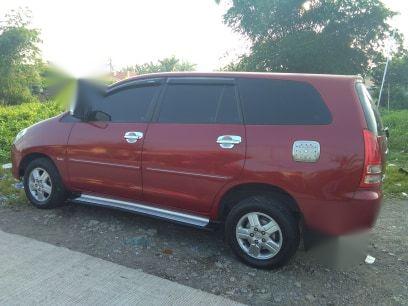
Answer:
[
  {"xmin": 225, "ymin": 195, "xmax": 300, "ymax": 269},
  {"xmin": 23, "ymin": 157, "xmax": 67, "ymax": 209}
]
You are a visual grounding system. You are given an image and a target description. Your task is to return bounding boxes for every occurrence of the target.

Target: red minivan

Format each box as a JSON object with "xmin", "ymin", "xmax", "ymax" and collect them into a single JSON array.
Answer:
[{"xmin": 11, "ymin": 72, "xmax": 387, "ymax": 268}]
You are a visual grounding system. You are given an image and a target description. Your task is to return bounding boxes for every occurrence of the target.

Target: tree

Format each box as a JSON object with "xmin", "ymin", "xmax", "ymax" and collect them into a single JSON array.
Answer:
[
  {"xmin": 122, "ymin": 56, "xmax": 196, "ymax": 75},
  {"xmin": 0, "ymin": 8, "xmax": 41, "ymax": 105},
  {"xmin": 219, "ymin": 0, "xmax": 404, "ymax": 76},
  {"xmin": 372, "ymin": 53, "xmax": 408, "ymax": 109}
]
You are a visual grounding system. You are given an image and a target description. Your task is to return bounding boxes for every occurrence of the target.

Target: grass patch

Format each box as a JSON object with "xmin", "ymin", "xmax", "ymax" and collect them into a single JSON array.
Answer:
[
  {"xmin": 381, "ymin": 110, "xmax": 408, "ymax": 199},
  {"xmin": 0, "ymin": 168, "xmax": 27, "ymax": 205}
]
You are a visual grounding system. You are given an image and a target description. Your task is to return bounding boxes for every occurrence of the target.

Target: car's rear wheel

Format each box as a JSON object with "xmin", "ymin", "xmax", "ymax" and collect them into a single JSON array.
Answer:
[
  {"xmin": 225, "ymin": 195, "xmax": 300, "ymax": 269},
  {"xmin": 23, "ymin": 157, "xmax": 67, "ymax": 209}
]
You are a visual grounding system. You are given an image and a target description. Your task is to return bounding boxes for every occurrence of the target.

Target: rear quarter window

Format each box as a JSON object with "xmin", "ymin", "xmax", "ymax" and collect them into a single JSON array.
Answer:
[
  {"xmin": 238, "ymin": 78, "xmax": 332, "ymax": 125},
  {"xmin": 355, "ymin": 82, "xmax": 384, "ymax": 136}
]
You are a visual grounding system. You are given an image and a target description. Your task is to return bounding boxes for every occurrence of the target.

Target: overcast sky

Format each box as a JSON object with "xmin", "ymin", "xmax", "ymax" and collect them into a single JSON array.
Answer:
[{"xmin": 0, "ymin": 0, "xmax": 407, "ymax": 77}]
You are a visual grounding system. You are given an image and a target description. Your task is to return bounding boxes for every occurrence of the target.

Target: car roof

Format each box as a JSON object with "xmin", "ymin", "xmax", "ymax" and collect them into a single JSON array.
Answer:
[{"xmin": 109, "ymin": 71, "xmax": 362, "ymax": 89}]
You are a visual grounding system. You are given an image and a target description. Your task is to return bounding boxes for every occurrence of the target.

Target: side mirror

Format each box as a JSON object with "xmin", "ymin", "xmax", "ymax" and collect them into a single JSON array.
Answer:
[{"xmin": 87, "ymin": 110, "xmax": 111, "ymax": 122}]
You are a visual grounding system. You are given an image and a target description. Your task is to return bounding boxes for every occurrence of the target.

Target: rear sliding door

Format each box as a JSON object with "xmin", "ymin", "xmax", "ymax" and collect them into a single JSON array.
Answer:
[{"xmin": 141, "ymin": 78, "xmax": 246, "ymax": 213}]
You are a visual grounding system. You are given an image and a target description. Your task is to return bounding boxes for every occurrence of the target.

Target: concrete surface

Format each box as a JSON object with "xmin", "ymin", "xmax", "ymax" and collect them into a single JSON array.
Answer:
[
  {"xmin": 1, "ymin": 200, "xmax": 407, "ymax": 305},
  {"xmin": 0, "ymin": 230, "xmax": 242, "ymax": 306}
]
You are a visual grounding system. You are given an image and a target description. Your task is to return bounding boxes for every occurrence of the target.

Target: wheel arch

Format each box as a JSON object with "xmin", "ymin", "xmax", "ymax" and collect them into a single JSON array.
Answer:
[
  {"xmin": 216, "ymin": 183, "xmax": 301, "ymax": 222},
  {"xmin": 19, "ymin": 152, "xmax": 56, "ymax": 178}
]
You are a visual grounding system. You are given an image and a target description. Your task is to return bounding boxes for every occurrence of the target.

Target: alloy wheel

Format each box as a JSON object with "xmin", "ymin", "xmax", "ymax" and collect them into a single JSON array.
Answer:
[
  {"xmin": 28, "ymin": 167, "xmax": 52, "ymax": 203},
  {"xmin": 235, "ymin": 212, "xmax": 283, "ymax": 260}
]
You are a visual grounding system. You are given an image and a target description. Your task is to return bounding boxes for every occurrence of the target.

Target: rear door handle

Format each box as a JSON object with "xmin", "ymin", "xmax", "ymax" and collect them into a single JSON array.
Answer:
[
  {"xmin": 124, "ymin": 131, "xmax": 143, "ymax": 143},
  {"xmin": 217, "ymin": 135, "xmax": 242, "ymax": 149}
]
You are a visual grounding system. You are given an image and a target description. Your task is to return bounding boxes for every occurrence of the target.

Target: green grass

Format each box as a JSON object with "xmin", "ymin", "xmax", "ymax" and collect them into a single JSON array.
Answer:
[
  {"xmin": 381, "ymin": 110, "xmax": 408, "ymax": 199},
  {"xmin": 0, "ymin": 168, "xmax": 27, "ymax": 205}
]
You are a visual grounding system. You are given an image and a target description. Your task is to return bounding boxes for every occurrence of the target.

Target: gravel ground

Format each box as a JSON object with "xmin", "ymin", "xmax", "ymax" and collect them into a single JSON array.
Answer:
[{"xmin": 0, "ymin": 199, "xmax": 406, "ymax": 305}]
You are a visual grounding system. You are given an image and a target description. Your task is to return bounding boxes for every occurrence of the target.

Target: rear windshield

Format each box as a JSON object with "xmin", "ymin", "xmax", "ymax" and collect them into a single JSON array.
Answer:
[{"xmin": 356, "ymin": 82, "xmax": 384, "ymax": 136}]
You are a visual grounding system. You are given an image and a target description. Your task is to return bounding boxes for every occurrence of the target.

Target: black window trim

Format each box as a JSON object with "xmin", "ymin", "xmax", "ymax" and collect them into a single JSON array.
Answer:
[
  {"xmin": 166, "ymin": 77, "xmax": 235, "ymax": 85},
  {"xmin": 151, "ymin": 77, "xmax": 244, "ymax": 124},
  {"xmin": 106, "ymin": 78, "xmax": 164, "ymax": 96}
]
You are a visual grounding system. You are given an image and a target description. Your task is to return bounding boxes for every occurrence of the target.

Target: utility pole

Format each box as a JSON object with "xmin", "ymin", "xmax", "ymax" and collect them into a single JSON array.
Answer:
[
  {"xmin": 377, "ymin": 29, "xmax": 395, "ymax": 108},
  {"xmin": 108, "ymin": 57, "xmax": 114, "ymax": 74}
]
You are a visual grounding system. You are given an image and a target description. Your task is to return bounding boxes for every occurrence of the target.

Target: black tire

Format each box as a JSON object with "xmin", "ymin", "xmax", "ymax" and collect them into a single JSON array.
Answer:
[
  {"xmin": 225, "ymin": 195, "xmax": 300, "ymax": 269},
  {"xmin": 23, "ymin": 157, "xmax": 67, "ymax": 209}
]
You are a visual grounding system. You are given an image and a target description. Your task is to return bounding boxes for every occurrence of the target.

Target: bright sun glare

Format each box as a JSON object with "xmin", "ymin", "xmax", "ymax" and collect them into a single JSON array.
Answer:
[{"xmin": 0, "ymin": 0, "xmax": 406, "ymax": 77}]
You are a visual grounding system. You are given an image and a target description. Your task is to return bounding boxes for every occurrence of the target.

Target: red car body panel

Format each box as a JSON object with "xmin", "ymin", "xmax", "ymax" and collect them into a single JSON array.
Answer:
[
  {"xmin": 141, "ymin": 123, "xmax": 246, "ymax": 213},
  {"xmin": 11, "ymin": 72, "xmax": 384, "ymax": 236},
  {"xmin": 66, "ymin": 121, "xmax": 147, "ymax": 200},
  {"xmin": 12, "ymin": 114, "xmax": 73, "ymax": 188}
]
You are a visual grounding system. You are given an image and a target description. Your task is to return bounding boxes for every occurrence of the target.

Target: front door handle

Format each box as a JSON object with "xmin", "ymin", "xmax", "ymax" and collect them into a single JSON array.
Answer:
[
  {"xmin": 217, "ymin": 135, "xmax": 242, "ymax": 149},
  {"xmin": 124, "ymin": 131, "xmax": 143, "ymax": 143}
]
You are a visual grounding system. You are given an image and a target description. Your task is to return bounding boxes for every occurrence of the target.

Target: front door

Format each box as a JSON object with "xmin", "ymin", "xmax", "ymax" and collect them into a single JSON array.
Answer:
[
  {"xmin": 142, "ymin": 78, "xmax": 246, "ymax": 213},
  {"xmin": 67, "ymin": 80, "xmax": 161, "ymax": 200}
]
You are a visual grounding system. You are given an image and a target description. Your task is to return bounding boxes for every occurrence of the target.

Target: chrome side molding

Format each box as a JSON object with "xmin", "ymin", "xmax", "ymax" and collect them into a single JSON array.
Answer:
[
  {"xmin": 72, "ymin": 194, "xmax": 209, "ymax": 227},
  {"xmin": 69, "ymin": 158, "xmax": 140, "ymax": 170},
  {"xmin": 145, "ymin": 167, "xmax": 230, "ymax": 180}
]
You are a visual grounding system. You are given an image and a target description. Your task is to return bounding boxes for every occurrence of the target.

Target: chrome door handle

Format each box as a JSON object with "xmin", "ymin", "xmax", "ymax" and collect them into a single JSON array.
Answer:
[
  {"xmin": 124, "ymin": 131, "xmax": 143, "ymax": 143},
  {"xmin": 217, "ymin": 135, "xmax": 242, "ymax": 149}
]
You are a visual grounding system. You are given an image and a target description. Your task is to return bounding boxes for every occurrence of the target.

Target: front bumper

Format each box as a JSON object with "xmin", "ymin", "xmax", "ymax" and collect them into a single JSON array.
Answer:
[
  {"xmin": 300, "ymin": 189, "xmax": 382, "ymax": 236},
  {"xmin": 11, "ymin": 144, "xmax": 22, "ymax": 180}
]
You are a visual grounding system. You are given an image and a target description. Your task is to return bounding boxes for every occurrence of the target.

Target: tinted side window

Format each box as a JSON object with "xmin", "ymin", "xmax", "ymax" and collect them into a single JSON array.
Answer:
[
  {"xmin": 238, "ymin": 78, "xmax": 332, "ymax": 125},
  {"xmin": 97, "ymin": 85, "xmax": 158, "ymax": 122},
  {"xmin": 157, "ymin": 84, "xmax": 241, "ymax": 124}
]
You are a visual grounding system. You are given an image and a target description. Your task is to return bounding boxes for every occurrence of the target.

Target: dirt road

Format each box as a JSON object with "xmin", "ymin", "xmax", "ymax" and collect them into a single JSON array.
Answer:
[{"xmin": 0, "ymin": 199, "xmax": 406, "ymax": 305}]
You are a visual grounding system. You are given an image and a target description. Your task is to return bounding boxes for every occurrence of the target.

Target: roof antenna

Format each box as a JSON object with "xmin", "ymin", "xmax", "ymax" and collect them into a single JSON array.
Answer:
[{"xmin": 377, "ymin": 29, "xmax": 395, "ymax": 108}]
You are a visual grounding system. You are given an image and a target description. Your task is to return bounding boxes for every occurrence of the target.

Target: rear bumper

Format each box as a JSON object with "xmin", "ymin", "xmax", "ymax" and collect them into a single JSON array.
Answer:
[{"xmin": 300, "ymin": 189, "xmax": 382, "ymax": 236}]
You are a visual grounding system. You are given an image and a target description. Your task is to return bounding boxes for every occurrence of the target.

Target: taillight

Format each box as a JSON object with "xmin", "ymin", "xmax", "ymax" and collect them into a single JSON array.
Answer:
[{"xmin": 360, "ymin": 129, "xmax": 382, "ymax": 187}]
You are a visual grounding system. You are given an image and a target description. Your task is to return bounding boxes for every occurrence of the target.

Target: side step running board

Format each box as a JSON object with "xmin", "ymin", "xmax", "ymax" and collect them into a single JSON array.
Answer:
[{"xmin": 72, "ymin": 194, "xmax": 209, "ymax": 228}]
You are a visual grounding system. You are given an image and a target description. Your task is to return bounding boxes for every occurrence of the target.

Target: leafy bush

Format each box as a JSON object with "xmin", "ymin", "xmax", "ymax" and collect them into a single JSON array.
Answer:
[
  {"xmin": 0, "ymin": 81, "xmax": 39, "ymax": 105},
  {"xmin": 0, "ymin": 101, "xmax": 64, "ymax": 163},
  {"xmin": 381, "ymin": 110, "xmax": 408, "ymax": 152},
  {"xmin": 381, "ymin": 110, "xmax": 408, "ymax": 198}
]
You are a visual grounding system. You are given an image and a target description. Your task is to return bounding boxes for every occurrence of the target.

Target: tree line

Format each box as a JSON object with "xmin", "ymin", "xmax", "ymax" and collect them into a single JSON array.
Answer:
[
  {"xmin": 1, "ymin": 2, "xmax": 407, "ymax": 108},
  {"xmin": 218, "ymin": 0, "xmax": 407, "ymax": 109}
]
